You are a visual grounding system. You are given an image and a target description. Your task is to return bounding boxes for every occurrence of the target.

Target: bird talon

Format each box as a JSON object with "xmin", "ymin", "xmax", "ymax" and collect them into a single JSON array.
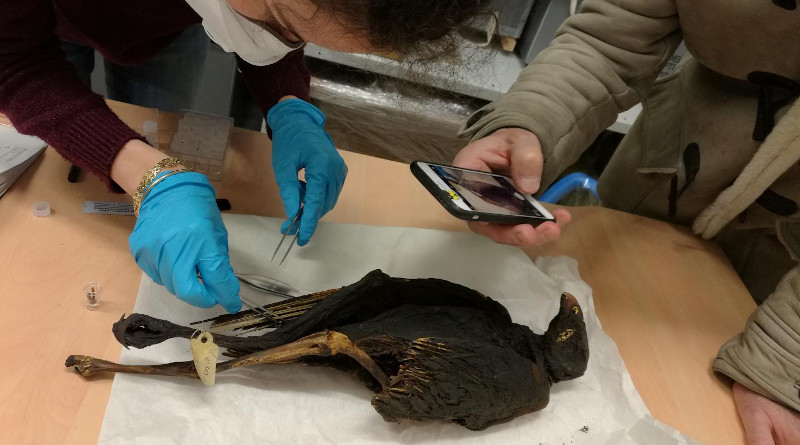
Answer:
[{"xmin": 65, "ymin": 355, "xmax": 96, "ymax": 377}]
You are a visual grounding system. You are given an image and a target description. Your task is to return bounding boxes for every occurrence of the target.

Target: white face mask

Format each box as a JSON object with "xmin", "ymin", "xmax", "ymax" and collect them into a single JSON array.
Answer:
[{"xmin": 185, "ymin": 0, "xmax": 303, "ymax": 66}]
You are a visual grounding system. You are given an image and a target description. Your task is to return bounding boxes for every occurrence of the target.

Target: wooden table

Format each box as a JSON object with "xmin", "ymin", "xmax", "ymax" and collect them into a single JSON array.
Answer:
[{"xmin": 0, "ymin": 101, "xmax": 755, "ymax": 444}]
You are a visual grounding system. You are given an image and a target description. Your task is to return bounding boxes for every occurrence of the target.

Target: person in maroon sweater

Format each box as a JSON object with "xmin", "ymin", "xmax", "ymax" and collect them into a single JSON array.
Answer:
[{"xmin": 0, "ymin": 0, "xmax": 485, "ymax": 313}]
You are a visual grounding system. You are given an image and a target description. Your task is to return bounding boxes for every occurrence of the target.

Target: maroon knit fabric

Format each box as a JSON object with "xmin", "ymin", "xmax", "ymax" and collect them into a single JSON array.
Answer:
[{"xmin": 0, "ymin": 0, "xmax": 310, "ymax": 190}]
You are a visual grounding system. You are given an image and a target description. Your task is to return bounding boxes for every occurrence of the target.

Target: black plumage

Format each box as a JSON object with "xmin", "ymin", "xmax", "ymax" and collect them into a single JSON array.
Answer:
[{"xmin": 66, "ymin": 270, "xmax": 589, "ymax": 430}]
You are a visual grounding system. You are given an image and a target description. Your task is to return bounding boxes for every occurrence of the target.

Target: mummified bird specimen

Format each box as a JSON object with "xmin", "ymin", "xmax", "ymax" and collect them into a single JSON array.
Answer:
[{"xmin": 66, "ymin": 270, "xmax": 589, "ymax": 430}]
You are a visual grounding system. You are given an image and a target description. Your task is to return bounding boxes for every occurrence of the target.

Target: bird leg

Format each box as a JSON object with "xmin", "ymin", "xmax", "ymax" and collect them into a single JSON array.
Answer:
[
  {"xmin": 66, "ymin": 330, "xmax": 390, "ymax": 388},
  {"xmin": 65, "ymin": 355, "xmax": 199, "ymax": 379}
]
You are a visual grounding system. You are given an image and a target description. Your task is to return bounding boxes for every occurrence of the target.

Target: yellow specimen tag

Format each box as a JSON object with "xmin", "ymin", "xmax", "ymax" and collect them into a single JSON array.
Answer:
[{"xmin": 190, "ymin": 332, "xmax": 219, "ymax": 386}]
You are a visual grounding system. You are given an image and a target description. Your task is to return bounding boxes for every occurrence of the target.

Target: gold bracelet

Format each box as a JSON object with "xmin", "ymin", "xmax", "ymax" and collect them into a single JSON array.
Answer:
[
  {"xmin": 131, "ymin": 158, "xmax": 185, "ymax": 215},
  {"xmin": 134, "ymin": 157, "xmax": 184, "ymax": 196},
  {"xmin": 133, "ymin": 170, "xmax": 194, "ymax": 217}
]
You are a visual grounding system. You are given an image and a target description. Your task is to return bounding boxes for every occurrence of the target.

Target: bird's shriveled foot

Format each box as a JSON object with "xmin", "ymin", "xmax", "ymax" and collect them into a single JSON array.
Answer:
[{"xmin": 65, "ymin": 355, "xmax": 104, "ymax": 377}]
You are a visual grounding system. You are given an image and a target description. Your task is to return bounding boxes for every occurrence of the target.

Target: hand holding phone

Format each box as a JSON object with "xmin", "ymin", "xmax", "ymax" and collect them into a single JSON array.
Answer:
[
  {"xmin": 448, "ymin": 129, "xmax": 571, "ymax": 246},
  {"xmin": 411, "ymin": 160, "xmax": 571, "ymax": 246},
  {"xmin": 411, "ymin": 161, "xmax": 556, "ymax": 225}
]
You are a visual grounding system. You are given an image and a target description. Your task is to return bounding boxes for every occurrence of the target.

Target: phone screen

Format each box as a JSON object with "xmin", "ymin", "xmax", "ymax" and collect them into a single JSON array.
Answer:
[{"xmin": 430, "ymin": 165, "xmax": 545, "ymax": 217}]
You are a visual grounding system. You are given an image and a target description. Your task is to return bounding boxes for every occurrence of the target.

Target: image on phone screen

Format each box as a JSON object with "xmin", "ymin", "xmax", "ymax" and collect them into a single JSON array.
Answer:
[{"xmin": 430, "ymin": 165, "xmax": 544, "ymax": 217}]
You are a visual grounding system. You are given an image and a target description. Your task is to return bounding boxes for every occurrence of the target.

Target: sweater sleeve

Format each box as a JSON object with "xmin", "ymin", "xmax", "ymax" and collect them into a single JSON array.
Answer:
[
  {"xmin": 714, "ymin": 267, "xmax": 800, "ymax": 412},
  {"xmin": 458, "ymin": 0, "xmax": 681, "ymax": 192},
  {"xmin": 236, "ymin": 47, "xmax": 310, "ymax": 118},
  {"xmin": 0, "ymin": 0, "xmax": 145, "ymax": 191}
]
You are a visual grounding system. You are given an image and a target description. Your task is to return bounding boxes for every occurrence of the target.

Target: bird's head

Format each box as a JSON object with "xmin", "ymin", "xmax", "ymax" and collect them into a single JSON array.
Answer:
[{"xmin": 542, "ymin": 292, "xmax": 589, "ymax": 383}]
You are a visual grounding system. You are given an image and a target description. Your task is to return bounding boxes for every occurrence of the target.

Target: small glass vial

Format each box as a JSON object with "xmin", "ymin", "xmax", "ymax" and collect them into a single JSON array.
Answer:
[{"xmin": 84, "ymin": 282, "xmax": 101, "ymax": 310}]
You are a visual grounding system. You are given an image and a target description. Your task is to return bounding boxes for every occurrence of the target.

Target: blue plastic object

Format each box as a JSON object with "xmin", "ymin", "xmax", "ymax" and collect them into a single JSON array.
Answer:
[
  {"xmin": 267, "ymin": 99, "xmax": 347, "ymax": 246},
  {"xmin": 538, "ymin": 172, "xmax": 599, "ymax": 204},
  {"xmin": 129, "ymin": 172, "xmax": 241, "ymax": 313}
]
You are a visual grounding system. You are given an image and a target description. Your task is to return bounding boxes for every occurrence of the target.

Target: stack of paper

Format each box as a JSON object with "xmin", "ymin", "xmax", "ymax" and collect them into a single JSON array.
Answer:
[{"xmin": 0, "ymin": 124, "xmax": 47, "ymax": 198}]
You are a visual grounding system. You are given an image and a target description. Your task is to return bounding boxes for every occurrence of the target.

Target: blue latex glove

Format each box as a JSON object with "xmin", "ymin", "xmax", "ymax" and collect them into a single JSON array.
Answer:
[
  {"xmin": 267, "ymin": 99, "xmax": 347, "ymax": 245},
  {"xmin": 129, "ymin": 171, "xmax": 241, "ymax": 313}
]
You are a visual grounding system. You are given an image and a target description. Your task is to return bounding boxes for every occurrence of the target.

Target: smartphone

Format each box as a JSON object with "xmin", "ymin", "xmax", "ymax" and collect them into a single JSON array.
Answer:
[{"xmin": 410, "ymin": 161, "xmax": 555, "ymax": 225}]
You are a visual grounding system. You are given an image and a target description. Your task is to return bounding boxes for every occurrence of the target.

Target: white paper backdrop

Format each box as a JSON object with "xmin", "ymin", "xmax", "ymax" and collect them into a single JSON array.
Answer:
[{"xmin": 98, "ymin": 214, "xmax": 698, "ymax": 444}]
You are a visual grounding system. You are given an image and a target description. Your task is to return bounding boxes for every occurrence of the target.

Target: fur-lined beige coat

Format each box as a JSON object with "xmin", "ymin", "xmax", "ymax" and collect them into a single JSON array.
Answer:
[{"xmin": 460, "ymin": 0, "xmax": 800, "ymax": 413}]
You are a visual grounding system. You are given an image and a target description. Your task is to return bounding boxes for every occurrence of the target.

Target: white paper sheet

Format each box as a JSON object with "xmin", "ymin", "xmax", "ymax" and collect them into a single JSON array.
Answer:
[
  {"xmin": 98, "ymin": 214, "xmax": 699, "ymax": 444},
  {"xmin": 0, "ymin": 124, "xmax": 46, "ymax": 172},
  {"xmin": 0, "ymin": 124, "xmax": 46, "ymax": 198}
]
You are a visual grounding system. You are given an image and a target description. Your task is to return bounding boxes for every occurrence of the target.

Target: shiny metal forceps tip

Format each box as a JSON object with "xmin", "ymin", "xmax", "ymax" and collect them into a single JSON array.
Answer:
[
  {"xmin": 195, "ymin": 272, "xmax": 278, "ymax": 321},
  {"xmin": 271, "ymin": 206, "xmax": 303, "ymax": 266},
  {"xmin": 239, "ymin": 297, "xmax": 278, "ymax": 321}
]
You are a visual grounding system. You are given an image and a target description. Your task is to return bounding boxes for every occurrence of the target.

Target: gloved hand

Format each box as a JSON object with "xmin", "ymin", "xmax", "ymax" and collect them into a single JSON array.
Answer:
[
  {"xmin": 267, "ymin": 98, "xmax": 347, "ymax": 245},
  {"xmin": 129, "ymin": 171, "xmax": 241, "ymax": 313}
]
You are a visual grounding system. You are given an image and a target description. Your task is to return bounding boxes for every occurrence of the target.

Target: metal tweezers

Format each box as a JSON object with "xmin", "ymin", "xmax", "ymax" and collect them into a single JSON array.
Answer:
[
  {"xmin": 195, "ymin": 272, "xmax": 278, "ymax": 321},
  {"xmin": 239, "ymin": 297, "xmax": 278, "ymax": 321},
  {"xmin": 271, "ymin": 205, "xmax": 303, "ymax": 266}
]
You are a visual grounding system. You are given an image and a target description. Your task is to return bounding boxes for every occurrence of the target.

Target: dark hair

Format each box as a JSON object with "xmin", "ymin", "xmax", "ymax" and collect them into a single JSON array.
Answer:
[{"xmin": 311, "ymin": 0, "xmax": 487, "ymax": 58}]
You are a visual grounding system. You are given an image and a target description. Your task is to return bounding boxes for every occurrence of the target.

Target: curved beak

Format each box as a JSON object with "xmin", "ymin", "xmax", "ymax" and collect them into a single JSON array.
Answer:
[{"xmin": 560, "ymin": 292, "xmax": 580, "ymax": 310}]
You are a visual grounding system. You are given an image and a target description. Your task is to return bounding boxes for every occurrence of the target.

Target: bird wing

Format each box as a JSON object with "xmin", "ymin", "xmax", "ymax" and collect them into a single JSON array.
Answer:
[
  {"xmin": 372, "ymin": 336, "xmax": 551, "ymax": 430},
  {"xmin": 191, "ymin": 288, "xmax": 340, "ymax": 335}
]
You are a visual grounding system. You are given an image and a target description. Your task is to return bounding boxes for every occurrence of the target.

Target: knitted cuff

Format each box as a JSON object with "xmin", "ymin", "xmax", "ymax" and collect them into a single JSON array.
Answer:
[{"xmin": 56, "ymin": 106, "xmax": 146, "ymax": 192}]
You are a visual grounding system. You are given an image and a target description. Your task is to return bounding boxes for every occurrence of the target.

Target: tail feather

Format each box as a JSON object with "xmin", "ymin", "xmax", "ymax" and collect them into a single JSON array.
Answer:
[{"xmin": 191, "ymin": 288, "xmax": 340, "ymax": 334}]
